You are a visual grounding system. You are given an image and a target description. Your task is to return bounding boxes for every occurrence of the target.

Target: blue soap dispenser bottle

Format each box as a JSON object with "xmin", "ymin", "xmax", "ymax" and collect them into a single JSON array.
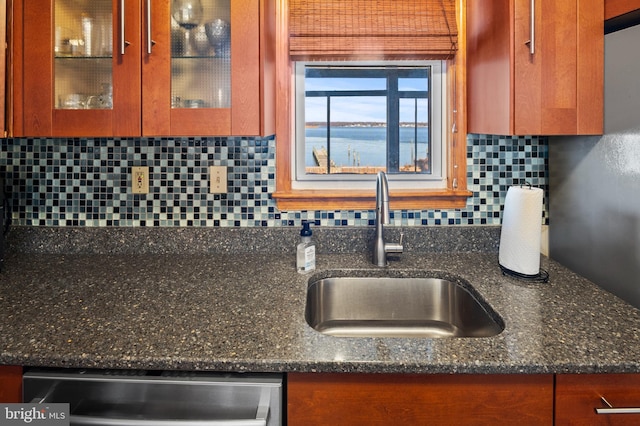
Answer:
[{"xmin": 296, "ymin": 221, "xmax": 316, "ymax": 274}]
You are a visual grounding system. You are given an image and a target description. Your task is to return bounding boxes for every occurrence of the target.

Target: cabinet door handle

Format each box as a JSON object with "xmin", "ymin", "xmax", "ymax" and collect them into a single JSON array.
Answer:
[
  {"xmin": 146, "ymin": 0, "xmax": 156, "ymax": 54},
  {"xmin": 595, "ymin": 396, "xmax": 640, "ymax": 414},
  {"xmin": 120, "ymin": 0, "xmax": 131, "ymax": 55},
  {"xmin": 524, "ymin": 0, "xmax": 535, "ymax": 54}
]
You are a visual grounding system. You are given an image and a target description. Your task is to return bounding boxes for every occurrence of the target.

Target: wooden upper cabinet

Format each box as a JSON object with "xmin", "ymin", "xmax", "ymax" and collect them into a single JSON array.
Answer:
[
  {"xmin": 467, "ymin": 0, "xmax": 603, "ymax": 136},
  {"xmin": 11, "ymin": 0, "xmax": 274, "ymax": 137},
  {"xmin": 1, "ymin": 0, "xmax": 6, "ymax": 137},
  {"xmin": 606, "ymin": 0, "xmax": 640, "ymax": 20}
]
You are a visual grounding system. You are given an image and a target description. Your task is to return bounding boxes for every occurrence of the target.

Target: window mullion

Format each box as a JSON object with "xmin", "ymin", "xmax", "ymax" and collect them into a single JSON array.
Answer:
[
  {"xmin": 387, "ymin": 73, "xmax": 400, "ymax": 173},
  {"xmin": 414, "ymin": 97, "xmax": 419, "ymax": 172},
  {"xmin": 326, "ymin": 95, "xmax": 331, "ymax": 174}
]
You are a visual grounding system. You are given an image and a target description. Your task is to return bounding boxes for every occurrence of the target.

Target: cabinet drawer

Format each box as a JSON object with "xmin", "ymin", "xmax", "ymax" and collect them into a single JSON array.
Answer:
[
  {"xmin": 556, "ymin": 374, "xmax": 640, "ymax": 425},
  {"xmin": 288, "ymin": 373, "xmax": 553, "ymax": 426}
]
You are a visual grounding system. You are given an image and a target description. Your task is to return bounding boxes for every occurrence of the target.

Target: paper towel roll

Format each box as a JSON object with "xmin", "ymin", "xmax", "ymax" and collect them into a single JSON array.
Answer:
[{"xmin": 499, "ymin": 186, "xmax": 543, "ymax": 276}]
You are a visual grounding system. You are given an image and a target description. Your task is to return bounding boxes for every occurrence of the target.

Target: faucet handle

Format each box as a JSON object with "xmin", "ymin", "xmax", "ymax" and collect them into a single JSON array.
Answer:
[{"xmin": 385, "ymin": 233, "xmax": 404, "ymax": 255}]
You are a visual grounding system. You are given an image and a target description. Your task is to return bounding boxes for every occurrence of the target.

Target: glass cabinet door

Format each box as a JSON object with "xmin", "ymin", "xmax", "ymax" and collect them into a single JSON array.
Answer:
[
  {"xmin": 170, "ymin": 0, "xmax": 230, "ymax": 110},
  {"xmin": 54, "ymin": 0, "xmax": 113, "ymax": 110},
  {"xmin": 16, "ymin": 0, "xmax": 268, "ymax": 137},
  {"xmin": 143, "ymin": 0, "xmax": 237, "ymax": 136},
  {"xmin": 17, "ymin": 0, "xmax": 141, "ymax": 136}
]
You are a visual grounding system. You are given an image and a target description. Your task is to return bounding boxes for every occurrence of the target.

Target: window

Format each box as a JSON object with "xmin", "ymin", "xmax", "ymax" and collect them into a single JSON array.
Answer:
[
  {"xmin": 272, "ymin": 0, "xmax": 470, "ymax": 210},
  {"xmin": 294, "ymin": 61, "xmax": 446, "ymax": 191}
]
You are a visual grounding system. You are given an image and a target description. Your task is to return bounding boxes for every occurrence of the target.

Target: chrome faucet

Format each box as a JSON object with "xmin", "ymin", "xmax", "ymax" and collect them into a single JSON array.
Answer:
[{"xmin": 372, "ymin": 171, "xmax": 404, "ymax": 267}]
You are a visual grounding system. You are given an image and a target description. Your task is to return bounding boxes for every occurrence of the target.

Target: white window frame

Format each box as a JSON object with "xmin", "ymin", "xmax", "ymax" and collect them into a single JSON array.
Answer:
[{"xmin": 292, "ymin": 60, "xmax": 448, "ymax": 191}]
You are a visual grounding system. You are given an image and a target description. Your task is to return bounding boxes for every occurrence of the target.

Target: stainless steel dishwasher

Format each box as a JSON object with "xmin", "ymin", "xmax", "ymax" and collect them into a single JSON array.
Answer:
[{"xmin": 23, "ymin": 369, "xmax": 282, "ymax": 426}]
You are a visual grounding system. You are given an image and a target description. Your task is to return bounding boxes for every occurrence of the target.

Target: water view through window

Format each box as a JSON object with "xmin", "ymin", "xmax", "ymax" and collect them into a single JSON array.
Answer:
[{"xmin": 303, "ymin": 66, "xmax": 431, "ymax": 175}]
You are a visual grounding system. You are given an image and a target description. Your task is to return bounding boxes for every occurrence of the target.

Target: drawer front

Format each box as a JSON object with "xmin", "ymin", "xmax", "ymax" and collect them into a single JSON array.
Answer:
[
  {"xmin": 556, "ymin": 374, "xmax": 640, "ymax": 425},
  {"xmin": 288, "ymin": 373, "xmax": 553, "ymax": 426}
]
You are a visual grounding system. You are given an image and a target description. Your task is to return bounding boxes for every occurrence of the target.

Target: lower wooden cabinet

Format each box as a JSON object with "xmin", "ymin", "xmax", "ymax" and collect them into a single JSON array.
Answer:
[
  {"xmin": 556, "ymin": 374, "xmax": 640, "ymax": 425},
  {"xmin": 4, "ymin": 366, "xmax": 640, "ymax": 422},
  {"xmin": 0, "ymin": 365, "xmax": 22, "ymax": 403},
  {"xmin": 287, "ymin": 373, "xmax": 554, "ymax": 425}
]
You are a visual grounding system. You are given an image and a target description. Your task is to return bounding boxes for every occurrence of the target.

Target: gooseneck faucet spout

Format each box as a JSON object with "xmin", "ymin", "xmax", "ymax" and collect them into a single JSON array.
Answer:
[{"xmin": 373, "ymin": 171, "xmax": 404, "ymax": 267}]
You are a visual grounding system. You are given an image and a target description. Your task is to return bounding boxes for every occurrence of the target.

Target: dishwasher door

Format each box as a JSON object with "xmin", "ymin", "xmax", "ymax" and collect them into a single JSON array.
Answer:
[{"xmin": 23, "ymin": 369, "xmax": 282, "ymax": 426}]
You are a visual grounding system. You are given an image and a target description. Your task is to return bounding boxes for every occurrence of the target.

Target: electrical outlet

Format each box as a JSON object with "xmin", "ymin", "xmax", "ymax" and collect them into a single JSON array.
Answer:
[
  {"xmin": 132, "ymin": 166, "xmax": 149, "ymax": 194},
  {"xmin": 209, "ymin": 166, "xmax": 227, "ymax": 194}
]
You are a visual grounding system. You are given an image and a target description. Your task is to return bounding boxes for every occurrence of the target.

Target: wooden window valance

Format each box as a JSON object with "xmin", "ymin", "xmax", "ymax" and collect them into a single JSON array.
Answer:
[{"xmin": 289, "ymin": 0, "xmax": 458, "ymax": 60}]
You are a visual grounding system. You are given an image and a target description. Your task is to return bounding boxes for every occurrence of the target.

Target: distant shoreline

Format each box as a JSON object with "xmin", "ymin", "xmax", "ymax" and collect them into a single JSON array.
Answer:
[{"xmin": 306, "ymin": 122, "xmax": 428, "ymax": 128}]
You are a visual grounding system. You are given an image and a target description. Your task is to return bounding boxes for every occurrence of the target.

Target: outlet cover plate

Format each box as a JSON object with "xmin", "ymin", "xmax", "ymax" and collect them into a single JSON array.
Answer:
[
  {"xmin": 132, "ymin": 166, "xmax": 149, "ymax": 194},
  {"xmin": 209, "ymin": 166, "xmax": 227, "ymax": 194}
]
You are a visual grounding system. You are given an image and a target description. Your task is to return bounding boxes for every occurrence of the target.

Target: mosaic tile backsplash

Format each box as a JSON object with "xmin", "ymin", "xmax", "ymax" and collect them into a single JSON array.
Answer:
[{"xmin": 0, "ymin": 135, "xmax": 548, "ymax": 227}]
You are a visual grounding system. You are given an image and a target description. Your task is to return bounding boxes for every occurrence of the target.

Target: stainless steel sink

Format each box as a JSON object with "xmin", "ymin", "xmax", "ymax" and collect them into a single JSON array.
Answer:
[{"xmin": 305, "ymin": 276, "xmax": 504, "ymax": 338}]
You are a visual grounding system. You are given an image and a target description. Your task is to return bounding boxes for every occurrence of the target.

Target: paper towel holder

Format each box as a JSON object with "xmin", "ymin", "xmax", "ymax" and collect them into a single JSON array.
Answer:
[{"xmin": 500, "ymin": 180, "xmax": 549, "ymax": 283}]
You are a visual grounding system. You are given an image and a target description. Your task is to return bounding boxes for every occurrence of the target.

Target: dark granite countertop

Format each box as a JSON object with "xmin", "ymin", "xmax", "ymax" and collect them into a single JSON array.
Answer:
[{"xmin": 1, "ymin": 226, "xmax": 640, "ymax": 374}]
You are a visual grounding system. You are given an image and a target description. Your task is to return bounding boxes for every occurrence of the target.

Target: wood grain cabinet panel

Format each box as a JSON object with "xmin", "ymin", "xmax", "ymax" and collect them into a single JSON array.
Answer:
[
  {"xmin": 606, "ymin": 0, "xmax": 640, "ymax": 20},
  {"xmin": 11, "ymin": 0, "xmax": 274, "ymax": 137},
  {"xmin": 0, "ymin": 365, "xmax": 22, "ymax": 403},
  {"xmin": 467, "ymin": 0, "xmax": 603, "ymax": 136},
  {"xmin": 0, "ymin": 0, "xmax": 6, "ymax": 137},
  {"xmin": 556, "ymin": 374, "xmax": 640, "ymax": 425},
  {"xmin": 288, "ymin": 373, "xmax": 554, "ymax": 426}
]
